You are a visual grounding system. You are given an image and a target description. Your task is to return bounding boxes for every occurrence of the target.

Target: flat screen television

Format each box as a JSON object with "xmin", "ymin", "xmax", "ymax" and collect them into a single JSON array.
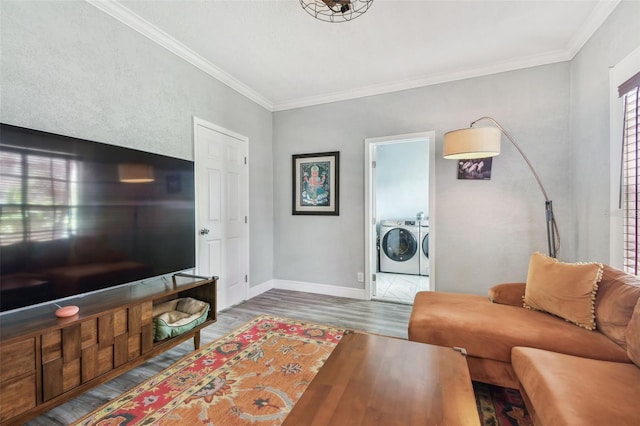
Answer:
[{"xmin": 0, "ymin": 123, "xmax": 196, "ymax": 312}]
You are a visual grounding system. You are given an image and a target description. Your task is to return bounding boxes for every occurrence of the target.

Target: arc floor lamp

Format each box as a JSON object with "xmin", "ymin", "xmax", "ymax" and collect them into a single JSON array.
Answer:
[{"xmin": 443, "ymin": 117, "xmax": 560, "ymax": 258}]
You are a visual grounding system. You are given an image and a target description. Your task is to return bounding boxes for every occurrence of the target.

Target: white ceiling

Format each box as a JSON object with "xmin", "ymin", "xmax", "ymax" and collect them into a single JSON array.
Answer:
[{"xmin": 89, "ymin": 0, "xmax": 620, "ymax": 111}]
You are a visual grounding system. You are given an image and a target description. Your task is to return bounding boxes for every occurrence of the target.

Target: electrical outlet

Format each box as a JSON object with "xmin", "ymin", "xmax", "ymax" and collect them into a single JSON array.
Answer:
[{"xmin": 357, "ymin": 272, "xmax": 364, "ymax": 282}]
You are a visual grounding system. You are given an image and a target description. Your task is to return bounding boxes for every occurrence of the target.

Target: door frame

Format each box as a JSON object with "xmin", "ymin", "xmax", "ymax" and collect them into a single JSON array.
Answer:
[
  {"xmin": 364, "ymin": 131, "xmax": 436, "ymax": 300},
  {"xmin": 193, "ymin": 116, "xmax": 250, "ymax": 308}
]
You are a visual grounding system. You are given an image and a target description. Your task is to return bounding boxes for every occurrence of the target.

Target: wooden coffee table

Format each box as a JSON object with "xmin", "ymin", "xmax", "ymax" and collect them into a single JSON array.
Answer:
[{"xmin": 283, "ymin": 332, "xmax": 480, "ymax": 425}]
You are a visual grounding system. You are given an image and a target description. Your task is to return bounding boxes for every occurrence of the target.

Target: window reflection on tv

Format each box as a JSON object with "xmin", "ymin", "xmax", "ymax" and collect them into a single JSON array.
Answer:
[{"xmin": 0, "ymin": 123, "xmax": 195, "ymax": 312}]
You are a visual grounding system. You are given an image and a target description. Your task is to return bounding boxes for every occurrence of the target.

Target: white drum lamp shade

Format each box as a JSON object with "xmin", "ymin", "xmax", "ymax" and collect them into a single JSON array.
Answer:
[{"xmin": 443, "ymin": 126, "xmax": 501, "ymax": 159}]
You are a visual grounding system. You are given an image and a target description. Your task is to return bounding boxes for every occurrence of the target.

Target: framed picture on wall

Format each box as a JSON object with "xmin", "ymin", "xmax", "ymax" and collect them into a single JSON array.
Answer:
[
  {"xmin": 457, "ymin": 157, "xmax": 492, "ymax": 180},
  {"xmin": 292, "ymin": 151, "xmax": 340, "ymax": 215}
]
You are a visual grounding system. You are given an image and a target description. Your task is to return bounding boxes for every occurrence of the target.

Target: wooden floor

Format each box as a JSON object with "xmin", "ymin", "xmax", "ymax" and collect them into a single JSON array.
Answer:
[{"xmin": 27, "ymin": 289, "xmax": 414, "ymax": 425}]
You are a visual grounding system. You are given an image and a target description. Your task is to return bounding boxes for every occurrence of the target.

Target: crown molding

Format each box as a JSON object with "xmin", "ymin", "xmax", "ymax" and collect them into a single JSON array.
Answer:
[
  {"xmin": 86, "ymin": 0, "xmax": 274, "ymax": 111},
  {"xmin": 272, "ymin": 48, "xmax": 572, "ymax": 111},
  {"xmin": 87, "ymin": 0, "xmax": 618, "ymax": 113},
  {"xmin": 565, "ymin": 0, "xmax": 620, "ymax": 59}
]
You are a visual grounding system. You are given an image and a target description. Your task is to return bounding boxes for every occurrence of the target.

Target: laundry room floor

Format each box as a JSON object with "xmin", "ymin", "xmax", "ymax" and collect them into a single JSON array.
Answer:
[{"xmin": 374, "ymin": 273, "xmax": 430, "ymax": 304}]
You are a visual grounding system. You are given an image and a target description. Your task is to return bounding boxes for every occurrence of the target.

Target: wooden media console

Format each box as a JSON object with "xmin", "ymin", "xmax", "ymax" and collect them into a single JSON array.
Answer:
[{"xmin": 0, "ymin": 274, "xmax": 217, "ymax": 425}]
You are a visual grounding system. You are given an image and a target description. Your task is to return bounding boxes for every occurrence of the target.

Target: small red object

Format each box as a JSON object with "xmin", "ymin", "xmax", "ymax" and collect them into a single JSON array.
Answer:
[{"xmin": 55, "ymin": 305, "xmax": 79, "ymax": 318}]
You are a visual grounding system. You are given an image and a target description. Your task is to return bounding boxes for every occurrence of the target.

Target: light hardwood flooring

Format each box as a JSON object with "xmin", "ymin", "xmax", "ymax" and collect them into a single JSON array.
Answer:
[{"xmin": 27, "ymin": 289, "xmax": 414, "ymax": 425}]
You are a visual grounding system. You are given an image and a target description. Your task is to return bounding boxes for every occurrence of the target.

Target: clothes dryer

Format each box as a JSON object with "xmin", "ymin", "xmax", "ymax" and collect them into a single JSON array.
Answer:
[
  {"xmin": 379, "ymin": 220, "xmax": 420, "ymax": 275},
  {"xmin": 419, "ymin": 219, "xmax": 430, "ymax": 276}
]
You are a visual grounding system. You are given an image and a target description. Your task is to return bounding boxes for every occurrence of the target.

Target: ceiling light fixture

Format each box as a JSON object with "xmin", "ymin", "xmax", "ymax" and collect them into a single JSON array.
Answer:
[{"xmin": 300, "ymin": 0, "xmax": 373, "ymax": 22}]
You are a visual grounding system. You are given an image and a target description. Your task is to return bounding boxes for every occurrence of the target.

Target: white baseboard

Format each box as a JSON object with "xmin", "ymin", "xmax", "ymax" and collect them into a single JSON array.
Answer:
[
  {"xmin": 248, "ymin": 279, "xmax": 275, "ymax": 299},
  {"xmin": 247, "ymin": 279, "xmax": 367, "ymax": 300},
  {"xmin": 273, "ymin": 279, "xmax": 366, "ymax": 300}
]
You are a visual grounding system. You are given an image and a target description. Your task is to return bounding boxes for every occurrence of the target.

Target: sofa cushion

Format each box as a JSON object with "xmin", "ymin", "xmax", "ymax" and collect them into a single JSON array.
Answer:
[
  {"xmin": 595, "ymin": 265, "xmax": 640, "ymax": 350},
  {"xmin": 488, "ymin": 283, "xmax": 525, "ymax": 306},
  {"xmin": 512, "ymin": 347, "xmax": 640, "ymax": 426},
  {"xmin": 409, "ymin": 291, "xmax": 629, "ymax": 364},
  {"xmin": 627, "ymin": 298, "xmax": 640, "ymax": 367},
  {"xmin": 523, "ymin": 252, "xmax": 602, "ymax": 330}
]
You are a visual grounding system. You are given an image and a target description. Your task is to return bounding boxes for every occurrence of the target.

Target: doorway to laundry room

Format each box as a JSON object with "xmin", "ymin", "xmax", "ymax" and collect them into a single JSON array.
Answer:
[{"xmin": 364, "ymin": 132, "xmax": 435, "ymax": 304}]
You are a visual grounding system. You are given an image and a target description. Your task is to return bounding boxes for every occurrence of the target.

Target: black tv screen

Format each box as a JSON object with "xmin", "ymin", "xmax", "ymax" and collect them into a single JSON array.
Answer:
[{"xmin": 0, "ymin": 124, "xmax": 195, "ymax": 312}]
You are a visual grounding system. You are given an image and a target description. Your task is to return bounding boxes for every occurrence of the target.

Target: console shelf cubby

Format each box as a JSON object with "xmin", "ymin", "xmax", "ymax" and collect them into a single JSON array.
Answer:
[{"xmin": 0, "ymin": 274, "xmax": 217, "ymax": 425}]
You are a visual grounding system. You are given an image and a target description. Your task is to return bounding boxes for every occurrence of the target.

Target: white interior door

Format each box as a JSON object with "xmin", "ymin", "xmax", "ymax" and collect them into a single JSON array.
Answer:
[{"xmin": 194, "ymin": 117, "xmax": 249, "ymax": 311}]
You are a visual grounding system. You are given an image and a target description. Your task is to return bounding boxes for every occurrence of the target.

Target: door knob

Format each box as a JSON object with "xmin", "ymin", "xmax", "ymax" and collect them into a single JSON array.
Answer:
[{"xmin": 199, "ymin": 228, "xmax": 210, "ymax": 235}]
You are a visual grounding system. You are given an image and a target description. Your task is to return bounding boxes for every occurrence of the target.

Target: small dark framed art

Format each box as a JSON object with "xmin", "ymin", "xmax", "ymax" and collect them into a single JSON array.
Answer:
[
  {"xmin": 292, "ymin": 151, "xmax": 339, "ymax": 215},
  {"xmin": 457, "ymin": 157, "xmax": 493, "ymax": 180}
]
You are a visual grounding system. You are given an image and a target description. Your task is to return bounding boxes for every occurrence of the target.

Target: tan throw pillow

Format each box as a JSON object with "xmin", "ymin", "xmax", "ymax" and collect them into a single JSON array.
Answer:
[
  {"xmin": 523, "ymin": 252, "xmax": 603, "ymax": 330},
  {"xmin": 626, "ymin": 298, "xmax": 640, "ymax": 367}
]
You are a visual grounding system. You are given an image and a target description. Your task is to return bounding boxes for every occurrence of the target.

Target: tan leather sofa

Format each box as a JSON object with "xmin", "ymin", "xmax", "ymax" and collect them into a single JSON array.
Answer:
[{"xmin": 408, "ymin": 264, "xmax": 640, "ymax": 425}]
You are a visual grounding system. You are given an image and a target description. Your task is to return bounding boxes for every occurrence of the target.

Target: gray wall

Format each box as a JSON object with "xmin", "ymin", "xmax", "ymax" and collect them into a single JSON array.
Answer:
[
  {"xmin": 0, "ymin": 0, "xmax": 274, "ymax": 286},
  {"xmin": 570, "ymin": 0, "xmax": 640, "ymax": 263},
  {"xmin": 274, "ymin": 64, "xmax": 572, "ymax": 295}
]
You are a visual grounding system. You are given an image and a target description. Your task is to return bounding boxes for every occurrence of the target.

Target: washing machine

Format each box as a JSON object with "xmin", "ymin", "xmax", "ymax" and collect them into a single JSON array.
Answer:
[
  {"xmin": 419, "ymin": 219, "xmax": 430, "ymax": 276},
  {"xmin": 379, "ymin": 220, "xmax": 420, "ymax": 275}
]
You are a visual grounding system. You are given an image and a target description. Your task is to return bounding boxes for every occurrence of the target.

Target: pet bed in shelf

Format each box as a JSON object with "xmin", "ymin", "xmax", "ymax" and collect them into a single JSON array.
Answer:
[{"xmin": 152, "ymin": 297, "xmax": 210, "ymax": 341}]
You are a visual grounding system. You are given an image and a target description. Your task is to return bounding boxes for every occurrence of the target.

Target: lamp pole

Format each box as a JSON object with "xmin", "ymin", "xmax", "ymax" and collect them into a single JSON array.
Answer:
[{"xmin": 470, "ymin": 117, "xmax": 559, "ymax": 258}]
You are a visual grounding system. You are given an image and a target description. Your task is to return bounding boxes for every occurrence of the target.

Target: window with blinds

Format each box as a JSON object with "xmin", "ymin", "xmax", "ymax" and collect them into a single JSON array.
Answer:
[
  {"xmin": 622, "ymin": 72, "xmax": 640, "ymax": 275},
  {"xmin": 0, "ymin": 149, "xmax": 77, "ymax": 246}
]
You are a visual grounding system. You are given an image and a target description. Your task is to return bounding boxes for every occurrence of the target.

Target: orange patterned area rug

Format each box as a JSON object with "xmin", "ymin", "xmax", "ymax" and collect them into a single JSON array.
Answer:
[{"xmin": 75, "ymin": 315, "xmax": 346, "ymax": 426}]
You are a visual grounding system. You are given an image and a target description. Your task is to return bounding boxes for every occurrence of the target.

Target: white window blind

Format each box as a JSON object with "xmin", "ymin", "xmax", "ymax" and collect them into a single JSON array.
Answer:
[
  {"xmin": 0, "ymin": 149, "xmax": 76, "ymax": 246},
  {"xmin": 622, "ymin": 79, "xmax": 640, "ymax": 275}
]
